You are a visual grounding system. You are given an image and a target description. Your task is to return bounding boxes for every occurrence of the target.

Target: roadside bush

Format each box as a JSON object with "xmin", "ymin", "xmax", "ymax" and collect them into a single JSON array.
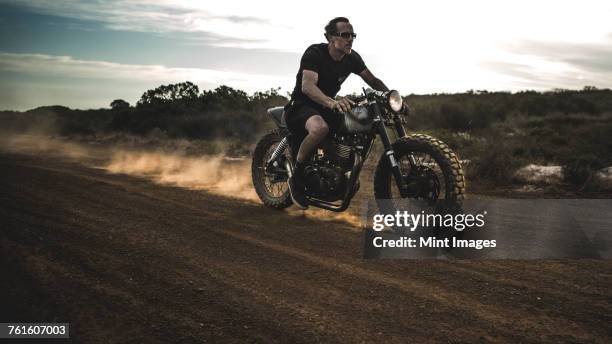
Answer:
[
  {"xmin": 562, "ymin": 155, "xmax": 605, "ymax": 189},
  {"xmin": 466, "ymin": 141, "xmax": 520, "ymax": 184}
]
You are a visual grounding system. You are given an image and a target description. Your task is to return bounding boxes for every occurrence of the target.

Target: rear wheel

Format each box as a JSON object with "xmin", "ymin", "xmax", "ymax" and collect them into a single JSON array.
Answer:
[{"xmin": 251, "ymin": 129, "xmax": 293, "ymax": 209}]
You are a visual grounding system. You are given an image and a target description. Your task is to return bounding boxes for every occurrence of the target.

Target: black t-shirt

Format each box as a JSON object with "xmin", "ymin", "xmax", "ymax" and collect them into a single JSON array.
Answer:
[{"xmin": 291, "ymin": 43, "xmax": 367, "ymax": 108}]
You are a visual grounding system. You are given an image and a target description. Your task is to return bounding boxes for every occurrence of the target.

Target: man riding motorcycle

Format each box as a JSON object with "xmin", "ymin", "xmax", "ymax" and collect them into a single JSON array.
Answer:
[{"xmin": 286, "ymin": 16, "xmax": 408, "ymax": 209}]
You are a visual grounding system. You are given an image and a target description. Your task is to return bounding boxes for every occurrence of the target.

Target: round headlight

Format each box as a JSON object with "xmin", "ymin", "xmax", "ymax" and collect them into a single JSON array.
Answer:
[{"xmin": 388, "ymin": 90, "xmax": 403, "ymax": 112}]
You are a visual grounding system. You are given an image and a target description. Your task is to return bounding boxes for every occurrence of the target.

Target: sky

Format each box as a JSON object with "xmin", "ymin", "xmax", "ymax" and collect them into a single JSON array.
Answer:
[{"xmin": 1, "ymin": 0, "xmax": 611, "ymax": 110}]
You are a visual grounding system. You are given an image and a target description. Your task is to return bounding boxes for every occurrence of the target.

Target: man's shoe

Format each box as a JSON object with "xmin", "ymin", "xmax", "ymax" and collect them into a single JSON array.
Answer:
[{"xmin": 288, "ymin": 175, "xmax": 309, "ymax": 210}]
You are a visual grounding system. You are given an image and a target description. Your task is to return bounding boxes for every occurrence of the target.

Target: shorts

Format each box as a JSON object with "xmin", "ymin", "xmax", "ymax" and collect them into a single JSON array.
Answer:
[{"xmin": 285, "ymin": 101, "xmax": 341, "ymax": 138}]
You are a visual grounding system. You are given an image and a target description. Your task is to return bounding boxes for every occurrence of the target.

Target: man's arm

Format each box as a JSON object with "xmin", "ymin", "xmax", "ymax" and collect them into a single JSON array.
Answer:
[
  {"xmin": 302, "ymin": 70, "xmax": 353, "ymax": 112},
  {"xmin": 359, "ymin": 68, "xmax": 389, "ymax": 92}
]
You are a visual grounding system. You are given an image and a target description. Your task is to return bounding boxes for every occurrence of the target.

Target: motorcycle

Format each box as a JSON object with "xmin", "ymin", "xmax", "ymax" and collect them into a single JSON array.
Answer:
[{"xmin": 251, "ymin": 88, "xmax": 465, "ymax": 212}]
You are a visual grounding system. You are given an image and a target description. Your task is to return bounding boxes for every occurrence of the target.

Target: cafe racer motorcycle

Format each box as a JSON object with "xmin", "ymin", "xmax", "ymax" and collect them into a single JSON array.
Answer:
[{"xmin": 251, "ymin": 88, "xmax": 465, "ymax": 212}]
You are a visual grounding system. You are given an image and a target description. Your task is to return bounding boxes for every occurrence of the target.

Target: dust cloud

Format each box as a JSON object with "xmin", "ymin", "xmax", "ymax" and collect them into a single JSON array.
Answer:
[
  {"xmin": 0, "ymin": 134, "xmax": 90, "ymax": 159},
  {"xmin": 290, "ymin": 208, "xmax": 363, "ymax": 229},
  {"xmin": 105, "ymin": 150, "xmax": 363, "ymax": 228},
  {"xmin": 0, "ymin": 134, "xmax": 363, "ymax": 228},
  {"xmin": 105, "ymin": 150, "xmax": 258, "ymax": 201}
]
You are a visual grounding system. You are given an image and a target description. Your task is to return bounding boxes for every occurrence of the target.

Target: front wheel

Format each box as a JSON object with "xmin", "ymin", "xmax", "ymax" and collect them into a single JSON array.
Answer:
[
  {"xmin": 251, "ymin": 129, "xmax": 293, "ymax": 209},
  {"xmin": 374, "ymin": 134, "xmax": 465, "ymax": 203}
]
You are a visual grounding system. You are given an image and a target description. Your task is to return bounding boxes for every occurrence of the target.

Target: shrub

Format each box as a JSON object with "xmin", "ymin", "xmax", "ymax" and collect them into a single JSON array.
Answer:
[{"xmin": 562, "ymin": 155, "xmax": 605, "ymax": 188}]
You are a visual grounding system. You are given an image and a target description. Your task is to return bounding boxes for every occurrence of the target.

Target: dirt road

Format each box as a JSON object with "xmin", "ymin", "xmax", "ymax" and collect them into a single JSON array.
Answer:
[{"xmin": 1, "ymin": 152, "xmax": 610, "ymax": 343}]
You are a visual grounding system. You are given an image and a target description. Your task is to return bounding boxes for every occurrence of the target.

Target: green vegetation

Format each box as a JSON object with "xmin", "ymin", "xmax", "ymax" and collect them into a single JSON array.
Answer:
[
  {"xmin": 1, "ymin": 83, "xmax": 611, "ymax": 194},
  {"xmin": 402, "ymin": 87, "xmax": 612, "ymax": 193}
]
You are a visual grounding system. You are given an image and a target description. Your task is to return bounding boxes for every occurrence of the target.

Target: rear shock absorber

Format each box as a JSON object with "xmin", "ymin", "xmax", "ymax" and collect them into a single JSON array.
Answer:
[{"xmin": 267, "ymin": 136, "xmax": 289, "ymax": 167}]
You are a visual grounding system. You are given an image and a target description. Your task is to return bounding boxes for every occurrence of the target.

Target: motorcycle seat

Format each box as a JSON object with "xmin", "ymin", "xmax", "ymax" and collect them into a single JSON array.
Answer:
[{"xmin": 267, "ymin": 107, "xmax": 287, "ymax": 128}]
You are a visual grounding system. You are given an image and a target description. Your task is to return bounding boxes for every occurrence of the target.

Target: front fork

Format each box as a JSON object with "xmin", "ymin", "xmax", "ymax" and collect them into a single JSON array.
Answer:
[
  {"xmin": 393, "ymin": 115, "xmax": 419, "ymax": 167},
  {"xmin": 393, "ymin": 115, "xmax": 407, "ymax": 138},
  {"xmin": 376, "ymin": 115, "xmax": 410, "ymax": 197}
]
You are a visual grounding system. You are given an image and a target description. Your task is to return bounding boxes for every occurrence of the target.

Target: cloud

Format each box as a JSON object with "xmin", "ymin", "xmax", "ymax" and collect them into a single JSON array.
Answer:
[
  {"xmin": 2, "ymin": 0, "xmax": 612, "ymax": 98},
  {"xmin": 171, "ymin": 31, "xmax": 267, "ymax": 47},
  {"xmin": 479, "ymin": 36, "xmax": 612, "ymax": 90},
  {"xmin": 0, "ymin": 52, "xmax": 292, "ymax": 93},
  {"xmin": 212, "ymin": 15, "xmax": 270, "ymax": 25},
  {"xmin": 1, "ymin": 0, "xmax": 277, "ymax": 47},
  {"xmin": 507, "ymin": 37, "xmax": 612, "ymax": 73},
  {"xmin": 0, "ymin": 51, "xmax": 295, "ymax": 110}
]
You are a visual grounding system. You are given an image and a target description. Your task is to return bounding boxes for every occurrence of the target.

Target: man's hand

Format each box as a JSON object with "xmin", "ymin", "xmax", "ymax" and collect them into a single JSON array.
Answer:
[{"xmin": 330, "ymin": 97, "xmax": 355, "ymax": 113}]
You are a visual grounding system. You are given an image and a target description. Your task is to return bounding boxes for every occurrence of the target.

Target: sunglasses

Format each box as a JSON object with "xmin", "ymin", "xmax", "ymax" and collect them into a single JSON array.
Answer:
[{"xmin": 332, "ymin": 32, "xmax": 357, "ymax": 39}]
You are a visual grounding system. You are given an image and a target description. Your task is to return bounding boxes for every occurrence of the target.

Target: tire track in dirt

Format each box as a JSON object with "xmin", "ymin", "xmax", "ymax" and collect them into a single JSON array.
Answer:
[
  {"xmin": 1, "ymin": 152, "xmax": 610, "ymax": 343},
  {"xmin": 46, "ymin": 160, "xmax": 604, "ymax": 341}
]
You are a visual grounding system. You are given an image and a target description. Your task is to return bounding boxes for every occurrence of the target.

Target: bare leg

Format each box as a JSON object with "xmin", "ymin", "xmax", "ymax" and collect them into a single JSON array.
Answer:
[
  {"xmin": 297, "ymin": 115, "xmax": 329, "ymax": 163},
  {"xmin": 289, "ymin": 115, "xmax": 327, "ymax": 209}
]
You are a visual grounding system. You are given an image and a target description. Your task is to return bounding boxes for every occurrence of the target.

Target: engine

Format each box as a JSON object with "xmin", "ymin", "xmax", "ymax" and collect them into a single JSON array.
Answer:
[{"xmin": 304, "ymin": 139, "xmax": 358, "ymax": 202}]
